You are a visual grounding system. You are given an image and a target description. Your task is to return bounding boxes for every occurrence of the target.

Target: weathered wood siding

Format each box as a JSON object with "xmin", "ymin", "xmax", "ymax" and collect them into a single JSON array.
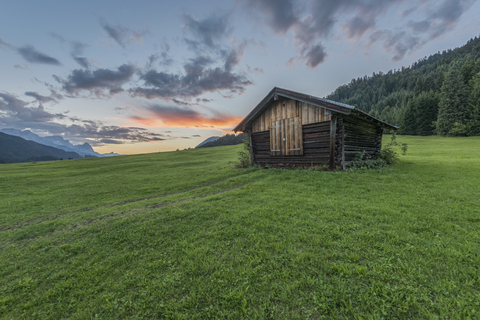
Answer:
[
  {"xmin": 252, "ymin": 121, "xmax": 330, "ymax": 167},
  {"xmin": 334, "ymin": 116, "xmax": 383, "ymax": 168},
  {"xmin": 251, "ymin": 97, "xmax": 331, "ymax": 133}
]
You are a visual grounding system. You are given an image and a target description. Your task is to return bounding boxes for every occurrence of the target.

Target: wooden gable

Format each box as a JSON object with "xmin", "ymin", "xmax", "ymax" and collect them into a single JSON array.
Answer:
[{"xmin": 251, "ymin": 97, "xmax": 331, "ymax": 133}]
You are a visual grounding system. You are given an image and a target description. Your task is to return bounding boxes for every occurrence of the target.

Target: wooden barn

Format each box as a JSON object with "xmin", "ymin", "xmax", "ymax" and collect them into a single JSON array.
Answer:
[{"xmin": 233, "ymin": 87, "xmax": 398, "ymax": 169}]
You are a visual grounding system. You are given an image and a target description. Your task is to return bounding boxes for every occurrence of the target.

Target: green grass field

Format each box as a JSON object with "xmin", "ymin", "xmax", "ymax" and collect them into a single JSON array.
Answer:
[{"xmin": 1, "ymin": 136, "xmax": 479, "ymax": 319}]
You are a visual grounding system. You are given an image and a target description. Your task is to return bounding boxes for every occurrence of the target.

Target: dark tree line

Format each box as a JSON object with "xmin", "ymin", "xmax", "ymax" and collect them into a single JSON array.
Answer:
[
  {"xmin": 196, "ymin": 133, "xmax": 247, "ymax": 148},
  {"xmin": 326, "ymin": 36, "xmax": 480, "ymax": 136}
]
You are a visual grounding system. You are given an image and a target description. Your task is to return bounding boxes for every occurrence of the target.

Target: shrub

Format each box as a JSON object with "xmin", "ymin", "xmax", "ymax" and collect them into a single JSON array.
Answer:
[
  {"xmin": 353, "ymin": 150, "xmax": 387, "ymax": 170},
  {"xmin": 380, "ymin": 147, "xmax": 398, "ymax": 165},
  {"xmin": 448, "ymin": 122, "xmax": 468, "ymax": 136},
  {"xmin": 351, "ymin": 132, "xmax": 407, "ymax": 169},
  {"xmin": 379, "ymin": 132, "xmax": 408, "ymax": 165},
  {"xmin": 236, "ymin": 136, "xmax": 251, "ymax": 168}
]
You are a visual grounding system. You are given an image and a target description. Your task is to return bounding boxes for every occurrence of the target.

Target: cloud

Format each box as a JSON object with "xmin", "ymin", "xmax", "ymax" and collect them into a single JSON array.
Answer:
[
  {"xmin": 425, "ymin": 0, "xmax": 474, "ymax": 38},
  {"xmin": 24, "ymin": 91, "xmax": 57, "ymax": 104},
  {"xmin": 68, "ymin": 122, "xmax": 166, "ymax": 145},
  {"xmin": 241, "ymin": 0, "xmax": 472, "ymax": 65},
  {"xmin": 0, "ymin": 38, "xmax": 15, "ymax": 50},
  {"xmin": 145, "ymin": 12, "xmax": 254, "ymax": 100},
  {"xmin": 71, "ymin": 41, "xmax": 88, "ymax": 57},
  {"xmin": 224, "ymin": 45, "xmax": 246, "ymax": 71},
  {"xmin": 285, "ymin": 57, "xmax": 296, "ymax": 68},
  {"xmin": 407, "ymin": 20, "xmax": 432, "ymax": 33},
  {"xmin": 369, "ymin": 30, "xmax": 421, "ymax": 61},
  {"xmin": 131, "ymin": 104, "xmax": 242, "ymax": 128},
  {"xmin": 0, "ymin": 92, "xmax": 28, "ymax": 112},
  {"xmin": 73, "ymin": 57, "xmax": 90, "ymax": 69},
  {"xmin": 17, "ymin": 45, "xmax": 61, "ymax": 65},
  {"xmin": 368, "ymin": 0, "xmax": 475, "ymax": 61},
  {"xmin": 302, "ymin": 44, "xmax": 327, "ymax": 68},
  {"xmin": 196, "ymin": 98, "xmax": 214, "ymax": 103},
  {"xmin": 0, "ymin": 92, "xmax": 166, "ymax": 146},
  {"xmin": 182, "ymin": 13, "xmax": 232, "ymax": 49},
  {"xmin": 100, "ymin": 21, "xmax": 146, "ymax": 48},
  {"xmin": 145, "ymin": 40, "xmax": 174, "ymax": 69},
  {"xmin": 50, "ymin": 33, "xmax": 90, "ymax": 68},
  {"xmin": 172, "ymin": 98, "xmax": 191, "ymax": 106},
  {"xmin": 130, "ymin": 55, "xmax": 252, "ymax": 100},
  {"xmin": 146, "ymin": 52, "xmax": 173, "ymax": 69},
  {"xmin": 246, "ymin": 64, "xmax": 265, "ymax": 73},
  {"xmin": 239, "ymin": 0, "xmax": 333, "ymax": 68},
  {"xmin": 240, "ymin": 0, "xmax": 297, "ymax": 34},
  {"xmin": 0, "ymin": 92, "xmax": 65, "ymax": 124},
  {"xmin": 98, "ymin": 138, "xmax": 124, "ymax": 144},
  {"xmin": 344, "ymin": 15, "xmax": 376, "ymax": 39},
  {"xmin": 56, "ymin": 64, "xmax": 135, "ymax": 96}
]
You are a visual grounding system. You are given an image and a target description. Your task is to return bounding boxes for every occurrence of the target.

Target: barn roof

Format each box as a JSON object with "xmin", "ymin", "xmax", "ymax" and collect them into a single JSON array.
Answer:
[{"xmin": 233, "ymin": 87, "xmax": 399, "ymax": 132}]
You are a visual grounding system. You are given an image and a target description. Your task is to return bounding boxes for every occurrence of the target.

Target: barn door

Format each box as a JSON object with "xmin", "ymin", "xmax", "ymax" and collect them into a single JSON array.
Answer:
[{"xmin": 270, "ymin": 117, "xmax": 303, "ymax": 156}]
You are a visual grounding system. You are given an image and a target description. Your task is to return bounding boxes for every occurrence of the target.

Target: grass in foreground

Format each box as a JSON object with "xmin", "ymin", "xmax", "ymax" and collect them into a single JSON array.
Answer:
[{"xmin": 0, "ymin": 136, "xmax": 479, "ymax": 319}]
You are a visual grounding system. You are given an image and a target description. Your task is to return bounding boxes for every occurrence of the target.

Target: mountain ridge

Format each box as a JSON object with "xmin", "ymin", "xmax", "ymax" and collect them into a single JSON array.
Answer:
[
  {"xmin": 195, "ymin": 136, "xmax": 220, "ymax": 148},
  {"xmin": 0, "ymin": 132, "xmax": 82, "ymax": 163},
  {"xmin": 0, "ymin": 128, "xmax": 122, "ymax": 157}
]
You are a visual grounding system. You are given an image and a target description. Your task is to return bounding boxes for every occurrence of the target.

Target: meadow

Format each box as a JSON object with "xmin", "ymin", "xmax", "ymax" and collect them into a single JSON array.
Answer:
[{"xmin": 0, "ymin": 136, "xmax": 479, "ymax": 319}]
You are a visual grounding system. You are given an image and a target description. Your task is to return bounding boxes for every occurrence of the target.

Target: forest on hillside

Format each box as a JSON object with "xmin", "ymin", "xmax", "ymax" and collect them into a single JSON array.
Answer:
[
  {"xmin": 326, "ymin": 36, "xmax": 480, "ymax": 136},
  {"xmin": 196, "ymin": 133, "xmax": 247, "ymax": 148}
]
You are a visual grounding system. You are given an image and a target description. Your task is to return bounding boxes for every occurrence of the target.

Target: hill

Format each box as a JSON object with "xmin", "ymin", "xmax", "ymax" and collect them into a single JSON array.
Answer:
[
  {"xmin": 0, "ymin": 128, "xmax": 122, "ymax": 157},
  {"xmin": 326, "ymin": 35, "xmax": 480, "ymax": 136},
  {"xmin": 1, "ymin": 136, "xmax": 479, "ymax": 318},
  {"xmin": 0, "ymin": 132, "xmax": 82, "ymax": 163},
  {"xmin": 196, "ymin": 133, "xmax": 247, "ymax": 148},
  {"xmin": 195, "ymin": 136, "xmax": 220, "ymax": 148}
]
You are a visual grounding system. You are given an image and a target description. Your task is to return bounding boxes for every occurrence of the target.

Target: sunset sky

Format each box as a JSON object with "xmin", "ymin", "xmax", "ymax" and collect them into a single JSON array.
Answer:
[{"xmin": 1, "ymin": 0, "xmax": 479, "ymax": 154}]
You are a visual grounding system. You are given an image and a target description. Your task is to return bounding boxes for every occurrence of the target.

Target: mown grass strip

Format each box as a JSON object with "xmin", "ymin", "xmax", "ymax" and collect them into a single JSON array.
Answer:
[
  {"xmin": 0, "ymin": 172, "xmax": 259, "ymax": 245},
  {"xmin": 0, "ymin": 173, "xmax": 254, "ymax": 233}
]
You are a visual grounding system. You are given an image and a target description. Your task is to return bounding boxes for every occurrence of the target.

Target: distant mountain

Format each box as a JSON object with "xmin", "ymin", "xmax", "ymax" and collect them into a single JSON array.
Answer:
[
  {"xmin": 0, "ymin": 128, "xmax": 99, "ymax": 157},
  {"xmin": 196, "ymin": 133, "xmax": 247, "ymax": 148},
  {"xmin": 195, "ymin": 136, "xmax": 220, "ymax": 148},
  {"xmin": 100, "ymin": 152, "xmax": 122, "ymax": 157},
  {"xmin": 0, "ymin": 128, "xmax": 121, "ymax": 157},
  {"xmin": 0, "ymin": 132, "xmax": 82, "ymax": 164}
]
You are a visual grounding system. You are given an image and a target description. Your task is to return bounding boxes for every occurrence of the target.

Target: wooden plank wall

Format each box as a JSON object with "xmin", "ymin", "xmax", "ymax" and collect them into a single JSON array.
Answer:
[
  {"xmin": 252, "ymin": 121, "xmax": 330, "ymax": 167},
  {"xmin": 251, "ymin": 97, "xmax": 331, "ymax": 133},
  {"xmin": 334, "ymin": 118, "xmax": 344, "ymax": 169},
  {"xmin": 339, "ymin": 116, "xmax": 383, "ymax": 167}
]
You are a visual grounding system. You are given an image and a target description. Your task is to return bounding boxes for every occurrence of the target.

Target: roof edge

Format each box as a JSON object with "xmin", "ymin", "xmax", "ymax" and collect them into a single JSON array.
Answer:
[{"xmin": 233, "ymin": 87, "xmax": 398, "ymax": 132}]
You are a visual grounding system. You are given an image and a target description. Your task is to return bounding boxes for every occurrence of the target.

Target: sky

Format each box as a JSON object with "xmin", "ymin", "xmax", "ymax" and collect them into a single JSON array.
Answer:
[{"xmin": 1, "ymin": 0, "xmax": 479, "ymax": 154}]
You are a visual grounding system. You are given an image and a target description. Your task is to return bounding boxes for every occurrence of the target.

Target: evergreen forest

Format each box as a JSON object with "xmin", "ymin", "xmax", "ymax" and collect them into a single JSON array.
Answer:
[
  {"xmin": 326, "ymin": 35, "xmax": 480, "ymax": 136},
  {"xmin": 196, "ymin": 133, "xmax": 247, "ymax": 148}
]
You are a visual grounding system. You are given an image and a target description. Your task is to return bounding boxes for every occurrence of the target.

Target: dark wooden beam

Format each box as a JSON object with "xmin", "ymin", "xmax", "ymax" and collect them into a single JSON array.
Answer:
[
  {"xmin": 341, "ymin": 119, "xmax": 345, "ymax": 171},
  {"xmin": 329, "ymin": 115, "xmax": 337, "ymax": 170},
  {"xmin": 248, "ymin": 129, "xmax": 255, "ymax": 166}
]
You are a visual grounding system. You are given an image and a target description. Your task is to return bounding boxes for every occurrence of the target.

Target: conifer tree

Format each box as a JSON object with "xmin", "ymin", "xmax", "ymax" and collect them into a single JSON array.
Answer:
[
  {"xmin": 467, "ymin": 72, "xmax": 480, "ymax": 135},
  {"xmin": 436, "ymin": 68, "xmax": 468, "ymax": 135},
  {"xmin": 400, "ymin": 99, "xmax": 417, "ymax": 135},
  {"xmin": 416, "ymin": 92, "xmax": 439, "ymax": 135},
  {"xmin": 461, "ymin": 60, "xmax": 475, "ymax": 85}
]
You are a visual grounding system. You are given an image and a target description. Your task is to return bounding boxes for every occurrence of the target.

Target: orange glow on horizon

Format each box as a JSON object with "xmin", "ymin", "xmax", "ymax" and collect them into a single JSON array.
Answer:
[{"xmin": 130, "ymin": 115, "xmax": 243, "ymax": 130}]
